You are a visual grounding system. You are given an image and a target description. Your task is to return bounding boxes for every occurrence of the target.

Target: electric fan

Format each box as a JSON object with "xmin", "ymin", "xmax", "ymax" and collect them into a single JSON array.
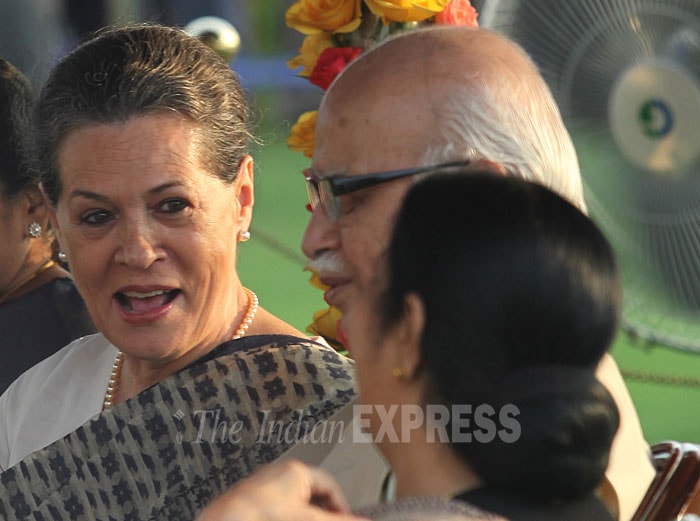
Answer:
[{"xmin": 482, "ymin": 0, "xmax": 700, "ymax": 354}]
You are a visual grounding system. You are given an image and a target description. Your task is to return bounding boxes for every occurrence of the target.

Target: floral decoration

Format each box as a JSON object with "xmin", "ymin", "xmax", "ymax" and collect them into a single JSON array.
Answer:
[
  {"xmin": 305, "ymin": 270, "xmax": 348, "ymax": 351},
  {"xmin": 285, "ymin": 0, "xmax": 479, "ymax": 349},
  {"xmin": 309, "ymin": 46, "xmax": 364, "ymax": 89},
  {"xmin": 286, "ymin": 0, "xmax": 363, "ymax": 35},
  {"xmin": 364, "ymin": 0, "xmax": 450, "ymax": 23},
  {"xmin": 287, "ymin": 110, "xmax": 318, "ymax": 158}
]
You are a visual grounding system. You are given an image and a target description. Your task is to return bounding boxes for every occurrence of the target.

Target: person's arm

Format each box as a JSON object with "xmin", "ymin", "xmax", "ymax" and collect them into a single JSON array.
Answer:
[
  {"xmin": 596, "ymin": 353, "xmax": 655, "ymax": 521},
  {"xmin": 196, "ymin": 460, "xmax": 368, "ymax": 521}
]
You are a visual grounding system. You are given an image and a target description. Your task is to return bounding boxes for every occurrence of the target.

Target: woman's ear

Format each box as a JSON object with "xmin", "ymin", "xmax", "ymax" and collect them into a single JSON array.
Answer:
[
  {"xmin": 391, "ymin": 293, "xmax": 426, "ymax": 380},
  {"xmin": 235, "ymin": 155, "xmax": 255, "ymax": 231},
  {"xmin": 24, "ymin": 186, "xmax": 50, "ymax": 230},
  {"xmin": 39, "ymin": 184, "xmax": 62, "ymax": 246}
]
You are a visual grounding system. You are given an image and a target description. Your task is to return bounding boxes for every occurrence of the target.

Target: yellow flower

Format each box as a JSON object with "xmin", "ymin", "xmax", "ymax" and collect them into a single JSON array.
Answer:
[
  {"xmin": 286, "ymin": 111, "xmax": 317, "ymax": 158},
  {"xmin": 308, "ymin": 269, "xmax": 328, "ymax": 291},
  {"xmin": 307, "ymin": 305, "xmax": 346, "ymax": 352},
  {"xmin": 305, "ymin": 269, "xmax": 347, "ymax": 352},
  {"xmin": 286, "ymin": 0, "xmax": 363, "ymax": 35},
  {"xmin": 364, "ymin": 0, "xmax": 450, "ymax": 23},
  {"xmin": 287, "ymin": 32, "xmax": 335, "ymax": 77}
]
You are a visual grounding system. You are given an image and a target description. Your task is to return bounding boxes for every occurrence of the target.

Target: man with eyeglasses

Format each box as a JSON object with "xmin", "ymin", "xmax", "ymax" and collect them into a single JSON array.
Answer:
[{"xmin": 299, "ymin": 25, "xmax": 655, "ymax": 521}]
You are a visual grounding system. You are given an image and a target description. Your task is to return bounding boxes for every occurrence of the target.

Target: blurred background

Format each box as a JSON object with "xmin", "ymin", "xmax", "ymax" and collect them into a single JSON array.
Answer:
[{"xmin": 1, "ymin": 0, "xmax": 698, "ymax": 444}]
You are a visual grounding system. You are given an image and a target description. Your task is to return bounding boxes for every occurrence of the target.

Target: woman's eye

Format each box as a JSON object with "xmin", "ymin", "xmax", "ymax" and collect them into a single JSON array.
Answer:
[
  {"xmin": 80, "ymin": 210, "xmax": 112, "ymax": 225},
  {"xmin": 159, "ymin": 198, "xmax": 188, "ymax": 213}
]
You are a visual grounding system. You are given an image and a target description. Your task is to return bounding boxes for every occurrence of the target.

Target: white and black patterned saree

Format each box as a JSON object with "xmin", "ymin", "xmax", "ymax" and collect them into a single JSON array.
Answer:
[{"xmin": 0, "ymin": 334, "xmax": 356, "ymax": 520}]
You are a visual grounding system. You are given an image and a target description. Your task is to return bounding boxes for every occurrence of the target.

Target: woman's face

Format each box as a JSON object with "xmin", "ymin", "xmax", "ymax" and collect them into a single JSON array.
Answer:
[
  {"xmin": 342, "ymin": 276, "xmax": 407, "ymax": 426},
  {"xmin": 343, "ymin": 265, "xmax": 428, "ymax": 449},
  {"xmin": 51, "ymin": 114, "xmax": 253, "ymax": 362}
]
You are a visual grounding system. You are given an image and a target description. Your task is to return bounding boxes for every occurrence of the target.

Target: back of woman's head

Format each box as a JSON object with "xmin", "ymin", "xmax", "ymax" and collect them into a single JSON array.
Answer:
[
  {"xmin": 0, "ymin": 59, "xmax": 35, "ymax": 197},
  {"xmin": 36, "ymin": 23, "xmax": 251, "ymax": 205},
  {"xmin": 380, "ymin": 172, "xmax": 621, "ymax": 500}
]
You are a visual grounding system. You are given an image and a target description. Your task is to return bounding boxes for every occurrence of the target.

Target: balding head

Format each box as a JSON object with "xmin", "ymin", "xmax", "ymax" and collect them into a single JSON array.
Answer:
[{"xmin": 319, "ymin": 26, "xmax": 585, "ymax": 210}]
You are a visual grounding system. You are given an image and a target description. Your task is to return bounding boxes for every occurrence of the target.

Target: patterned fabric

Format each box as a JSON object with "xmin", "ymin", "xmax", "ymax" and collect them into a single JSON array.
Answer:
[
  {"xmin": 0, "ymin": 335, "xmax": 356, "ymax": 520},
  {"xmin": 355, "ymin": 497, "xmax": 507, "ymax": 521}
]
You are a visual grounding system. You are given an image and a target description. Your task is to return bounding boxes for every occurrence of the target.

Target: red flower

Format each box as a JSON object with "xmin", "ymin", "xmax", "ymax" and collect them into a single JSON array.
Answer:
[
  {"xmin": 309, "ymin": 46, "xmax": 363, "ymax": 90},
  {"xmin": 434, "ymin": 0, "xmax": 479, "ymax": 27}
]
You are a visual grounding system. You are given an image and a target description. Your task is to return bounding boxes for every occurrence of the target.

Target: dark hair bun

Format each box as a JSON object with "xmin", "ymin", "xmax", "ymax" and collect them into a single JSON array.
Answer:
[{"xmin": 460, "ymin": 367, "xmax": 619, "ymax": 500}]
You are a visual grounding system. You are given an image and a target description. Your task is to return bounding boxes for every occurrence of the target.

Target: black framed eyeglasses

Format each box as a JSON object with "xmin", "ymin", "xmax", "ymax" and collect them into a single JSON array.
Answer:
[{"xmin": 304, "ymin": 160, "xmax": 471, "ymax": 221}]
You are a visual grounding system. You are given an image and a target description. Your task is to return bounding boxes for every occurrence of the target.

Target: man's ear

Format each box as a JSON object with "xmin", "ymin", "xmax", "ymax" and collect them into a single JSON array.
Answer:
[
  {"xmin": 467, "ymin": 159, "xmax": 507, "ymax": 175},
  {"xmin": 391, "ymin": 293, "xmax": 426, "ymax": 380},
  {"xmin": 235, "ymin": 155, "xmax": 255, "ymax": 230}
]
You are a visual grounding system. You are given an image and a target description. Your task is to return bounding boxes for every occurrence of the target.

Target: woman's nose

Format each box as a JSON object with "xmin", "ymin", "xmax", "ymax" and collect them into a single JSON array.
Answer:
[{"xmin": 114, "ymin": 219, "xmax": 164, "ymax": 268}]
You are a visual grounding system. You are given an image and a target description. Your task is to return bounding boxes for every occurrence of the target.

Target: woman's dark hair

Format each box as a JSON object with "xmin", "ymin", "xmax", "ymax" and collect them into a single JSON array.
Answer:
[
  {"xmin": 35, "ymin": 24, "xmax": 252, "ymax": 205},
  {"xmin": 380, "ymin": 172, "xmax": 622, "ymax": 500},
  {"xmin": 0, "ymin": 59, "xmax": 35, "ymax": 198}
]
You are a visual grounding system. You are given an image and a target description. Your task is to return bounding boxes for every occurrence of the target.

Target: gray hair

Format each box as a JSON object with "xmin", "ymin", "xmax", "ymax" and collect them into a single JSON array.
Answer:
[
  {"xmin": 35, "ymin": 24, "xmax": 253, "ymax": 205},
  {"xmin": 415, "ymin": 30, "xmax": 586, "ymax": 212}
]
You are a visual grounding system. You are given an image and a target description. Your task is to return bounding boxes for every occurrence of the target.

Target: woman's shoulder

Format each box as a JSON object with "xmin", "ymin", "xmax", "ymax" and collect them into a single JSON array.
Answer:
[
  {"xmin": 205, "ymin": 333, "xmax": 351, "ymax": 363},
  {"xmin": 0, "ymin": 333, "xmax": 118, "ymax": 469},
  {"xmin": 44, "ymin": 277, "xmax": 97, "ymax": 336},
  {"xmin": 355, "ymin": 497, "xmax": 507, "ymax": 521},
  {"xmin": 1, "ymin": 333, "xmax": 117, "ymax": 408},
  {"xmin": 182, "ymin": 333, "xmax": 357, "ymax": 412},
  {"xmin": 234, "ymin": 333, "xmax": 354, "ymax": 371},
  {"xmin": 25, "ymin": 332, "xmax": 114, "ymax": 371}
]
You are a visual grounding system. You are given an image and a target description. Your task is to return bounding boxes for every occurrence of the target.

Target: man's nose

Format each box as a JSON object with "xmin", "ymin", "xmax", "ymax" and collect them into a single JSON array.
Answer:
[{"xmin": 301, "ymin": 206, "xmax": 340, "ymax": 260}]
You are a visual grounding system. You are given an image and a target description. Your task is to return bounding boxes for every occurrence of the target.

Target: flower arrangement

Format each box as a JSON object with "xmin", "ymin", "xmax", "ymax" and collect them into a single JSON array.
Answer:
[{"xmin": 285, "ymin": 0, "xmax": 479, "ymax": 349}]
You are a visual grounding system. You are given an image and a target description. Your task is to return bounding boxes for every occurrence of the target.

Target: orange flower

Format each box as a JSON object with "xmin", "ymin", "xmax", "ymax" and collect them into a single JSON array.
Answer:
[
  {"xmin": 286, "ymin": 111, "xmax": 317, "ymax": 158},
  {"xmin": 364, "ymin": 0, "xmax": 450, "ymax": 23},
  {"xmin": 287, "ymin": 32, "xmax": 335, "ymax": 77},
  {"xmin": 286, "ymin": 0, "xmax": 363, "ymax": 35},
  {"xmin": 434, "ymin": 0, "xmax": 478, "ymax": 26}
]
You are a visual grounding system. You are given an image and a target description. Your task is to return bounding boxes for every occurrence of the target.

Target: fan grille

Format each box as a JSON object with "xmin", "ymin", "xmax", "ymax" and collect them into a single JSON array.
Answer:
[{"xmin": 484, "ymin": 0, "xmax": 700, "ymax": 353}]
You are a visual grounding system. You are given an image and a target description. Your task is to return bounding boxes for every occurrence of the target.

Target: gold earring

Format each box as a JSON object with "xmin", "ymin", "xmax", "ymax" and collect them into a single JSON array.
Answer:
[
  {"xmin": 238, "ymin": 230, "xmax": 251, "ymax": 242},
  {"xmin": 392, "ymin": 367, "xmax": 405, "ymax": 378}
]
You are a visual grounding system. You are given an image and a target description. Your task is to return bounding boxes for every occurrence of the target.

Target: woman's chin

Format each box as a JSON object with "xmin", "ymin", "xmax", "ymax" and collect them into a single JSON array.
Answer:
[{"xmin": 102, "ymin": 306, "xmax": 187, "ymax": 358}]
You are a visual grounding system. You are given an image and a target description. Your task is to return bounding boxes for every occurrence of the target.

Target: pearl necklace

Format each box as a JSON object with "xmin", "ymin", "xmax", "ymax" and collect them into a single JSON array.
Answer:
[{"xmin": 102, "ymin": 287, "xmax": 259, "ymax": 410}]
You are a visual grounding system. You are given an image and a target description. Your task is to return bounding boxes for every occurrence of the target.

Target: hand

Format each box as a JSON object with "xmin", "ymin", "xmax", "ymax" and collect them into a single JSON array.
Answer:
[{"xmin": 196, "ymin": 460, "xmax": 368, "ymax": 521}]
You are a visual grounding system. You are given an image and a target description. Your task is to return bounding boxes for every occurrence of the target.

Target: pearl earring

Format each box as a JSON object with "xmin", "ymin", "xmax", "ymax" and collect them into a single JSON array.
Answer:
[
  {"xmin": 58, "ymin": 251, "xmax": 68, "ymax": 263},
  {"xmin": 238, "ymin": 230, "xmax": 251, "ymax": 242}
]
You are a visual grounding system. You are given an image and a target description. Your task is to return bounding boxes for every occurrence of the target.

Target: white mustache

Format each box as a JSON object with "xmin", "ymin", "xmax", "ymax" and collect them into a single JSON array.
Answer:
[{"xmin": 306, "ymin": 252, "xmax": 350, "ymax": 275}]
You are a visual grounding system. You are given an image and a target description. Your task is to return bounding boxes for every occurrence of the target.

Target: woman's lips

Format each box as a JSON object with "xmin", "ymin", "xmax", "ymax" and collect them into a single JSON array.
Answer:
[{"xmin": 115, "ymin": 288, "xmax": 181, "ymax": 324}]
